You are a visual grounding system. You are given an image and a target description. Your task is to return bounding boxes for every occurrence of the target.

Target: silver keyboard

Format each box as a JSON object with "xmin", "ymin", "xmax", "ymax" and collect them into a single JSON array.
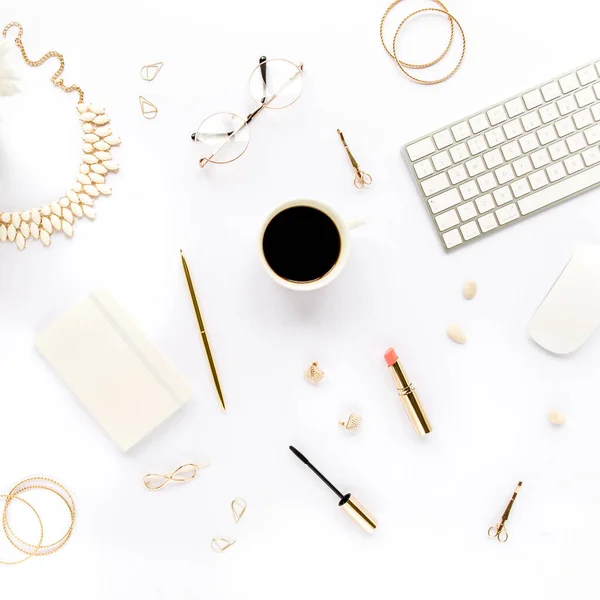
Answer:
[{"xmin": 404, "ymin": 60, "xmax": 600, "ymax": 251}]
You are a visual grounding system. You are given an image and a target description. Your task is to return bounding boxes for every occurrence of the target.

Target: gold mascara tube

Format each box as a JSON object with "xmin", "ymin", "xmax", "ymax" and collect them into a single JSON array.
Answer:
[{"xmin": 384, "ymin": 347, "xmax": 432, "ymax": 436}]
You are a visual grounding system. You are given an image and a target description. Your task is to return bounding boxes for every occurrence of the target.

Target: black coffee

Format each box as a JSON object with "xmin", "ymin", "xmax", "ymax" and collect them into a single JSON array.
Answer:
[{"xmin": 262, "ymin": 206, "xmax": 342, "ymax": 283}]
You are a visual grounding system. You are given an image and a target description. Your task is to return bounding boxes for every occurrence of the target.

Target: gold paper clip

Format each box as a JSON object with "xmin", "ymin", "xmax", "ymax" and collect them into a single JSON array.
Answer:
[
  {"xmin": 337, "ymin": 129, "xmax": 372, "ymax": 189},
  {"xmin": 488, "ymin": 481, "xmax": 522, "ymax": 543},
  {"xmin": 142, "ymin": 462, "xmax": 210, "ymax": 491}
]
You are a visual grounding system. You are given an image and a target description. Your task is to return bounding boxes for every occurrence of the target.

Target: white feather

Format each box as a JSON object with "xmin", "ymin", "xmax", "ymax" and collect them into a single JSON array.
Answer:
[{"xmin": 0, "ymin": 39, "xmax": 20, "ymax": 97}]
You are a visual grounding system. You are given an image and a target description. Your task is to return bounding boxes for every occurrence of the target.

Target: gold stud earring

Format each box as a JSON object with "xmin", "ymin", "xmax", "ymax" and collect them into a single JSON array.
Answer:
[
  {"xmin": 231, "ymin": 498, "xmax": 247, "ymax": 523},
  {"xmin": 338, "ymin": 413, "xmax": 362, "ymax": 431},
  {"xmin": 139, "ymin": 96, "xmax": 158, "ymax": 119},
  {"xmin": 141, "ymin": 62, "xmax": 164, "ymax": 82},
  {"xmin": 304, "ymin": 361, "xmax": 325, "ymax": 385},
  {"xmin": 211, "ymin": 537, "xmax": 236, "ymax": 553}
]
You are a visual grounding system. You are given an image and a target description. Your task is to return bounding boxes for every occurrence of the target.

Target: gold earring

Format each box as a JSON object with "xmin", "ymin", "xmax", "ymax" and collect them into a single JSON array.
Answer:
[
  {"xmin": 338, "ymin": 413, "xmax": 362, "ymax": 431},
  {"xmin": 141, "ymin": 62, "xmax": 163, "ymax": 82},
  {"xmin": 304, "ymin": 361, "xmax": 325, "ymax": 385},
  {"xmin": 139, "ymin": 96, "xmax": 158, "ymax": 119}
]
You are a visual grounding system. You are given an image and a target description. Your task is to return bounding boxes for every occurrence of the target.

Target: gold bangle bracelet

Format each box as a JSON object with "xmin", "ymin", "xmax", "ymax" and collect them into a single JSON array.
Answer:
[
  {"xmin": 392, "ymin": 8, "xmax": 466, "ymax": 85},
  {"xmin": 0, "ymin": 495, "xmax": 43, "ymax": 565},
  {"xmin": 380, "ymin": 0, "xmax": 455, "ymax": 69}
]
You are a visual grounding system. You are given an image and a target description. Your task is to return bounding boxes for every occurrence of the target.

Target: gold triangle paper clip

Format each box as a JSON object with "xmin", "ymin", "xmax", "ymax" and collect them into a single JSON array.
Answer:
[
  {"xmin": 139, "ymin": 96, "xmax": 158, "ymax": 120},
  {"xmin": 141, "ymin": 62, "xmax": 164, "ymax": 82}
]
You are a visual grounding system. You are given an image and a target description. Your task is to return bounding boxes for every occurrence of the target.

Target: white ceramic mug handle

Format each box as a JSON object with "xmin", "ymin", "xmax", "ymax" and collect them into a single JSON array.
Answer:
[{"xmin": 348, "ymin": 216, "xmax": 367, "ymax": 230}]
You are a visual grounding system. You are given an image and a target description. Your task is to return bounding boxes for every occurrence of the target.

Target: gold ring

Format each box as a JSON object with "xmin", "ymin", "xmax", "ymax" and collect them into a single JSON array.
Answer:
[
  {"xmin": 392, "ymin": 8, "xmax": 466, "ymax": 85},
  {"xmin": 380, "ymin": 0, "xmax": 455, "ymax": 69}
]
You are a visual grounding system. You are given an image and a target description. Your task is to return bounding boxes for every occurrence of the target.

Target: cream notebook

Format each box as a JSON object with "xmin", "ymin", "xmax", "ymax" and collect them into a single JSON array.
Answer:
[{"xmin": 36, "ymin": 290, "xmax": 190, "ymax": 451}]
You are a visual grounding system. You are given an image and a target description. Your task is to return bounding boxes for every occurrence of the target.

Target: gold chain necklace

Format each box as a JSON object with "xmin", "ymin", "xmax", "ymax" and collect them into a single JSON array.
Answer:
[{"xmin": 1, "ymin": 22, "xmax": 121, "ymax": 250}]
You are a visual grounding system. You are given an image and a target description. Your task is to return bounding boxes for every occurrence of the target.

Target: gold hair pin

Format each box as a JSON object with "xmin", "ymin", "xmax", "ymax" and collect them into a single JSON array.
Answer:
[
  {"xmin": 488, "ymin": 481, "xmax": 522, "ymax": 543},
  {"xmin": 337, "ymin": 129, "xmax": 372, "ymax": 189},
  {"xmin": 231, "ymin": 497, "xmax": 247, "ymax": 523},
  {"xmin": 141, "ymin": 62, "xmax": 163, "ymax": 82},
  {"xmin": 142, "ymin": 462, "xmax": 210, "ymax": 491},
  {"xmin": 211, "ymin": 536, "xmax": 236, "ymax": 553},
  {"xmin": 304, "ymin": 361, "xmax": 325, "ymax": 385}
]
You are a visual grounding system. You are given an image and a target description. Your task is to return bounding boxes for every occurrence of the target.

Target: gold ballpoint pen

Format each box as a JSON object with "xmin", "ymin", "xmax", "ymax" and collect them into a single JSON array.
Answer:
[{"xmin": 180, "ymin": 250, "xmax": 226, "ymax": 411}]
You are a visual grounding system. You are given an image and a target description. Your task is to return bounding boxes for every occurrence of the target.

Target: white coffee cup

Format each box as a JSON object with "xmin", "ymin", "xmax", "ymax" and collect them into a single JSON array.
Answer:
[{"xmin": 258, "ymin": 198, "xmax": 366, "ymax": 291}]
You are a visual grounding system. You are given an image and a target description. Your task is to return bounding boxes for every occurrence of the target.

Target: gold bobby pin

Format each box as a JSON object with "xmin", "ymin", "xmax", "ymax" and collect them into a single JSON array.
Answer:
[
  {"xmin": 141, "ymin": 61, "xmax": 163, "ymax": 82},
  {"xmin": 488, "ymin": 481, "xmax": 522, "ymax": 543},
  {"xmin": 231, "ymin": 498, "xmax": 247, "ymax": 523},
  {"xmin": 337, "ymin": 129, "xmax": 372, "ymax": 189},
  {"xmin": 142, "ymin": 462, "xmax": 210, "ymax": 491},
  {"xmin": 139, "ymin": 95, "xmax": 158, "ymax": 119}
]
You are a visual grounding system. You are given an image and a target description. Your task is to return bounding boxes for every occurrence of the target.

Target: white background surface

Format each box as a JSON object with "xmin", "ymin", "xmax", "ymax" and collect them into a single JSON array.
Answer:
[{"xmin": 1, "ymin": 0, "xmax": 600, "ymax": 597}]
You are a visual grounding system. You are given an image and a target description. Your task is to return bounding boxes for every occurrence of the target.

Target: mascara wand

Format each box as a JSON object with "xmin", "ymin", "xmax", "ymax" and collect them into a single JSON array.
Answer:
[{"xmin": 289, "ymin": 445, "xmax": 378, "ymax": 533}]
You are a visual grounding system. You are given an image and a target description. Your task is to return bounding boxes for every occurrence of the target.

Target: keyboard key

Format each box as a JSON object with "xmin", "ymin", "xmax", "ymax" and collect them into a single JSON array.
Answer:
[
  {"xmin": 451, "ymin": 121, "xmax": 471, "ymax": 141},
  {"xmin": 576, "ymin": 87, "xmax": 596, "ymax": 108},
  {"xmin": 478, "ymin": 213, "xmax": 498, "ymax": 232},
  {"xmin": 468, "ymin": 135, "xmax": 488, "ymax": 155},
  {"xmin": 541, "ymin": 81, "xmax": 562, "ymax": 101},
  {"xmin": 458, "ymin": 201, "xmax": 477, "ymax": 221},
  {"xmin": 501, "ymin": 141, "xmax": 522, "ymax": 161},
  {"xmin": 539, "ymin": 103, "xmax": 559, "ymax": 123},
  {"xmin": 511, "ymin": 178, "xmax": 531, "ymax": 198},
  {"xmin": 573, "ymin": 108, "xmax": 593, "ymax": 129},
  {"xmin": 450, "ymin": 143, "xmax": 470, "ymax": 163},
  {"xmin": 505, "ymin": 97, "xmax": 526, "ymax": 118},
  {"xmin": 478, "ymin": 172, "xmax": 497, "ymax": 192},
  {"xmin": 469, "ymin": 113, "xmax": 489, "ymax": 134},
  {"xmin": 577, "ymin": 65, "xmax": 598, "ymax": 86},
  {"xmin": 496, "ymin": 203, "xmax": 520, "ymax": 224},
  {"xmin": 460, "ymin": 221, "xmax": 480, "ymax": 240},
  {"xmin": 537, "ymin": 124, "xmax": 558, "ymax": 145},
  {"xmin": 496, "ymin": 164, "xmax": 515, "ymax": 185},
  {"xmin": 547, "ymin": 162, "xmax": 567, "ymax": 182},
  {"xmin": 475, "ymin": 194, "xmax": 495, "ymax": 213},
  {"xmin": 429, "ymin": 188, "xmax": 462, "ymax": 214},
  {"xmin": 555, "ymin": 117, "xmax": 575, "ymax": 137},
  {"xmin": 529, "ymin": 170, "xmax": 549, "ymax": 190},
  {"xmin": 513, "ymin": 156, "xmax": 533, "ymax": 177},
  {"xmin": 592, "ymin": 103, "xmax": 600, "ymax": 121},
  {"xmin": 557, "ymin": 95, "xmax": 577, "ymax": 115},
  {"xmin": 465, "ymin": 156, "xmax": 486, "ymax": 177},
  {"xmin": 459, "ymin": 181, "xmax": 479, "ymax": 200},
  {"xmin": 566, "ymin": 132, "xmax": 586, "ymax": 153},
  {"xmin": 422, "ymin": 172, "xmax": 450, "ymax": 196},
  {"xmin": 433, "ymin": 129, "xmax": 453, "ymax": 149},
  {"xmin": 582, "ymin": 146, "xmax": 600, "ymax": 166},
  {"xmin": 485, "ymin": 127, "xmax": 505, "ymax": 147},
  {"xmin": 414, "ymin": 158, "xmax": 434, "ymax": 179},
  {"xmin": 521, "ymin": 112, "xmax": 541, "ymax": 132},
  {"xmin": 493, "ymin": 186, "xmax": 513, "ymax": 205},
  {"xmin": 518, "ymin": 164, "xmax": 600, "ymax": 214},
  {"xmin": 531, "ymin": 148, "xmax": 551, "ymax": 169},
  {"xmin": 565, "ymin": 154, "xmax": 585, "ymax": 174},
  {"xmin": 559, "ymin": 73, "xmax": 579, "ymax": 94},
  {"xmin": 548, "ymin": 140, "xmax": 569, "ymax": 161},
  {"xmin": 443, "ymin": 228, "xmax": 462, "ymax": 249},
  {"xmin": 487, "ymin": 105, "xmax": 508, "ymax": 125},
  {"xmin": 503, "ymin": 119, "xmax": 524, "ymax": 140},
  {"xmin": 519, "ymin": 133, "xmax": 540, "ymax": 153},
  {"xmin": 523, "ymin": 89, "xmax": 544, "ymax": 110},
  {"xmin": 448, "ymin": 165, "xmax": 468, "ymax": 185},
  {"xmin": 584, "ymin": 124, "xmax": 600, "ymax": 145},
  {"xmin": 483, "ymin": 149, "xmax": 503, "ymax": 170},
  {"xmin": 432, "ymin": 151, "xmax": 452, "ymax": 171},
  {"xmin": 435, "ymin": 209, "xmax": 460, "ymax": 231},
  {"xmin": 407, "ymin": 137, "xmax": 435, "ymax": 161}
]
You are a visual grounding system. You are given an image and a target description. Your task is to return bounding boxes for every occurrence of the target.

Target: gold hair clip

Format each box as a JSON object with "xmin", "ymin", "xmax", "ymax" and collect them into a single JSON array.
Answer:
[
  {"xmin": 142, "ymin": 462, "xmax": 210, "ymax": 491},
  {"xmin": 139, "ymin": 95, "xmax": 158, "ymax": 119},
  {"xmin": 338, "ymin": 413, "xmax": 362, "ymax": 431},
  {"xmin": 304, "ymin": 361, "xmax": 325, "ymax": 385},
  {"xmin": 141, "ymin": 62, "xmax": 163, "ymax": 82},
  {"xmin": 337, "ymin": 129, "xmax": 372, "ymax": 189},
  {"xmin": 488, "ymin": 482, "xmax": 522, "ymax": 543},
  {"xmin": 211, "ymin": 536, "xmax": 236, "ymax": 553},
  {"xmin": 231, "ymin": 498, "xmax": 247, "ymax": 523}
]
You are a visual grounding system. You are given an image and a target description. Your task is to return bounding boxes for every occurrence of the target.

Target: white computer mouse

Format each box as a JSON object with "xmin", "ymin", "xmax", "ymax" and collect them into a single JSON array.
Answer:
[{"xmin": 529, "ymin": 245, "xmax": 600, "ymax": 355}]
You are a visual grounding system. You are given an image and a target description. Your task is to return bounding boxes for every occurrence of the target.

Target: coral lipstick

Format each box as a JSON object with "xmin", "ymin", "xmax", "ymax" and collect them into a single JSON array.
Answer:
[{"xmin": 384, "ymin": 347, "xmax": 432, "ymax": 436}]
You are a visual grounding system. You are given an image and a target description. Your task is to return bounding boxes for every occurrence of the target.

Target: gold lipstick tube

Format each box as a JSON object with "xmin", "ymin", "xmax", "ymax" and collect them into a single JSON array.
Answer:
[{"xmin": 388, "ymin": 358, "xmax": 432, "ymax": 436}]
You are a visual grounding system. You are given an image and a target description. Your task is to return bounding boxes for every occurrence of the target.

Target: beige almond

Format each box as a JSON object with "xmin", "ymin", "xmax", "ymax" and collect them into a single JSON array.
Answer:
[{"xmin": 447, "ymin": 324, "xmax": 467, "ymax": 344}]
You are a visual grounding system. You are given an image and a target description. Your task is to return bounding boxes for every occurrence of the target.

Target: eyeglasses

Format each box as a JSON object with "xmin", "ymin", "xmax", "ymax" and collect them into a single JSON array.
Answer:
[{"xmin": 191, "ymin": 56, "xmax": 304, "ymax": 168}]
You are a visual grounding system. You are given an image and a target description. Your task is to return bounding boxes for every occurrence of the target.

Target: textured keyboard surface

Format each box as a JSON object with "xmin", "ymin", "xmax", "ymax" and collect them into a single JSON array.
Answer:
[{"xmin": 404, "ymin": 60, "xmax": 600, "ymax": 251}]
